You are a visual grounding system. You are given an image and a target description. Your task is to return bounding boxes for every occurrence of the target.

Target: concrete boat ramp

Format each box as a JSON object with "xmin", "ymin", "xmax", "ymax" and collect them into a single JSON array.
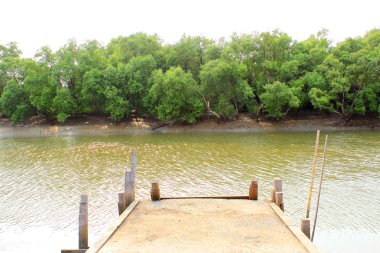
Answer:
[
  {"xmin": 86, "ymin": 198, "xmax": 319, "ymax": 253},
  {"xmin": 62, "ymin": 153, "xmax": 320, "ymax": 253}
]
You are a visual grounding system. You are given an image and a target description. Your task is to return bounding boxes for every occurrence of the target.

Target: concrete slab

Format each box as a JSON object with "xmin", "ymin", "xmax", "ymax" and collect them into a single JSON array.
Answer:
[{"xmin": 94, "ymin": 199, "xmax": 317, "ymax": 253}]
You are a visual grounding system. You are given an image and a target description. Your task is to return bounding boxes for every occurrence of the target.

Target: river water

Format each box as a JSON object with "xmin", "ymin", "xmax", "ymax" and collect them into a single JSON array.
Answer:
[{"xmin": 0, "ymin": 130, "xmax": 379, "ymax": 252}]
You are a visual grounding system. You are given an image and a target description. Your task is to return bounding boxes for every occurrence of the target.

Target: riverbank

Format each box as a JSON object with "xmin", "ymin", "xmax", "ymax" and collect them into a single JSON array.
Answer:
[{"xmin": 0, "ymin": 113, "xmax": 379, "ymax": 138}]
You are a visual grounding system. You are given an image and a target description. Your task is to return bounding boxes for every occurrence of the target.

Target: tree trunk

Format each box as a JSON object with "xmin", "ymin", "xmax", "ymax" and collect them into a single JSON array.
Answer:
[
  {"xmin": 233, "ymin": 98, "xmax": 239, "ymax": 118},
  {"xmin": 256, "ymin": 104, "xmax": 263, "ymax": 123},
  {"xmin": 197, "ymin": 92, "xmax": 220, "ymax": 119}
]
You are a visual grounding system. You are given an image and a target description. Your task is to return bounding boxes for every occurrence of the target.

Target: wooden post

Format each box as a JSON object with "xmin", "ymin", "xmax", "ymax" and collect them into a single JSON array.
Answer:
[
  {"xmin": 248, "ymin": 178, "xmax": 258, "ymax": 200},
  {"xmin": 301, "ymin": 218, "xmax": 311, "ymax": 239},
  {"xmin": 275, "ymin": 192, "xmax": 284, "ymax": 211},
  {"xmin": 118, "ymin": 192, "xmax": 126, "ymax": 215},
  {"xmin": 311, "ymin": 135, "xmax": 328, "ymax": 242},
  {"xmin": 78, "ymin": 195, "xmax": 88, "ymax": 249},
  {"xmin": 271, "ymin": 178, "xmax": 282, "ymax": 202},
  {"xmin": 125, "ymin": 151, "xmax": 137, "ymax": 207},
  {"xmin": 306, "ymin": 130, "xmax": 320, "ymax": 218},
  {"xmin": 151, "ymin": 181, "xmax": 160, "ymax": 201},
  {"xmin": 124, "ymin": 171, "xmax": 135, "ymax": 207}
]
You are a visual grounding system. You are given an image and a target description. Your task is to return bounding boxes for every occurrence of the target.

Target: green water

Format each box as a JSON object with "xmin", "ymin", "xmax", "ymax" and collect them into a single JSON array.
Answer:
[{"xmin": 0, "ymin": 131, "xmax": 379, "ymax": 252}]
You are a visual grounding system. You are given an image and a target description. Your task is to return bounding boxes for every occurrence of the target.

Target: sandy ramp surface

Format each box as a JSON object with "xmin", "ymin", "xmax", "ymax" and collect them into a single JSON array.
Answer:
[{"xmin": 98, "ymin": 199, "xmax": 314, "ymax": 253}]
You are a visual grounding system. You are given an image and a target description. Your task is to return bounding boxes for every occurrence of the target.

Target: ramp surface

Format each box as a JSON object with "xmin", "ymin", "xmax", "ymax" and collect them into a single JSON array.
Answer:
[{"xmin": 94, "ymin": 199, "xmax": 317, "ymax": 253}]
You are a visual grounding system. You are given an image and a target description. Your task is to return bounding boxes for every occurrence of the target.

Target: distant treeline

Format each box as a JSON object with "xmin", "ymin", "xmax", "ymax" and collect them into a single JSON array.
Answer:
[{"xmin": 0, "ymin": 29, "xmax": 379, "ymax": 124}]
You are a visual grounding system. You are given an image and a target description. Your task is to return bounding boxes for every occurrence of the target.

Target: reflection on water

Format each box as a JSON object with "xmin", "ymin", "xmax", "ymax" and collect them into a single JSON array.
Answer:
[{"xmin": 0, "ymin": 131, "xmax": 379, "ymax": 252}]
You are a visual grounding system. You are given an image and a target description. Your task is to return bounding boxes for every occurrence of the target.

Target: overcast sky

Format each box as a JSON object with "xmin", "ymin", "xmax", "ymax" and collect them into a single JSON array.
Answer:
[{"xmin": 1, "ymin": 0, "xmax": 379, "ymax": 57}]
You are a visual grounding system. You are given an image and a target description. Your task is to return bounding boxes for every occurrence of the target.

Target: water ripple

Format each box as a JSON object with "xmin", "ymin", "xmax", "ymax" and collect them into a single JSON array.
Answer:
[{"xmin": 0, "ymin": 131, "xmax": 379, "ymax": 252}]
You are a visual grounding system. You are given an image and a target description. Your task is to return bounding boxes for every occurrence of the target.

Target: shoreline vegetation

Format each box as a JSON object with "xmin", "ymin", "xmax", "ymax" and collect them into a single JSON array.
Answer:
[
  {"xmin": 0, "ymin": 29, "xmax": 379, "ymax": 127},
  {"xmin": 0, "ymin": 113, "xmax": 379, "ymax": 137}
]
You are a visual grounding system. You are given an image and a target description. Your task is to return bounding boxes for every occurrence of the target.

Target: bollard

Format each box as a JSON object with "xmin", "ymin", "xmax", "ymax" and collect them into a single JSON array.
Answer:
[
  {"xmin": 118, "ymin": 192, "xmax": 126, "ymax": 215},
  {"xmin": 248, "ymin": 178, "xmax": 258, "ymax": 200},
  {"xmin": 301, "ymin": 218, "xmax": 311, "ymax": 239},
  {"xmin": 151, "ymin": 181, "xmax": 160, "ymax": 201},
  {"xmin": 271, "ymin": 178, "xmax": 282, "ymax": 202},
  {"xmin": 78, "ymin": 195, "xmax": 88, "ymax": 249},
  {"xmin": 125, "ymin": 151, "xmax": 137, "ymax": 207},
  {"xmin": 275, "ymin": 191, "xmax": 284, "ymax": 211}
]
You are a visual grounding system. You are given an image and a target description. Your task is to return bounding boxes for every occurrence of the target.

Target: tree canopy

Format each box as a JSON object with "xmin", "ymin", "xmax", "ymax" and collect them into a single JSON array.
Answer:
[{"xmin": 0, "ymin": 29, "xmax": 379, "ymax": 124}]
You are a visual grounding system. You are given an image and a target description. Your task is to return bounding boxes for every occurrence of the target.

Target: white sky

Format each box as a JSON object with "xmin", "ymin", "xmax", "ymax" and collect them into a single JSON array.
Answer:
[{"xmin": 1, "ymin": 0, "xmax": 379, "ymax": 57}]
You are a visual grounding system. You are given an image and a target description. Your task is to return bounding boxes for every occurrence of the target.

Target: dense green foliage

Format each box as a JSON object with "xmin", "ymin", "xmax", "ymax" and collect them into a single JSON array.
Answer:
[
  {"xmin": 0, "ymin": 29, "xmax": 379, "ymax": 124},
  {"xmin": 260, "ymin": 81, "xmax": 300, "ymax": 119},
  {"xmin": 147, "ymin": 67, "xmax": 204, "ymax": 123}
]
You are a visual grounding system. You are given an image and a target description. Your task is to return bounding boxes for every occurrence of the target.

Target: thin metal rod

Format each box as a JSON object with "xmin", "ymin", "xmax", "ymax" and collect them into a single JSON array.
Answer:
[
  {"xmin": 311, "ymin": 134, "xmax": 328, "ymax": 242},
  {"xmin": 306, "ymin": 130, "xmax": 320, "ymax": 218}
]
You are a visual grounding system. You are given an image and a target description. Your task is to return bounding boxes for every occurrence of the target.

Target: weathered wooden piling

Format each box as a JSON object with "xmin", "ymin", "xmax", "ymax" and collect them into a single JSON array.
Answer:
[
  {"xmin": 124, "ymin": 151, "xmax": 136, "ymax": 207},
  {"xmin": 271, "ymin": 178, "xmax": 282, "ymax": 202},
  {"xmin": 275, "ymin": 191, "xmax": 284, "ymax": 211},
  {"xmin": 301, "ymin": 218, "xmax": 311, "ymax": 239},
  {"xmin": 151, "ymin": 181, "xmax": 160, "ymax": 201},
  {"xmin": 311, "ymin": 135, "xmax": 328, "ymax": 242},
  {"xmin": 248, "ymin": 178, "xmax": 258, "ymax": 200},
  {"xmin": 124, "ymin": 171, "xmax": 135, "ymax": 206},
  {"xmin": 79, "ymin": 195, "xmax": 88, "ymax": 249},
  {"xmin": 118, "ymin": 192, "xmax": 126, "ymax": 215},
  {"xmin": 306, "ymin": 130, "xmax": 320, "ymax": 218}
]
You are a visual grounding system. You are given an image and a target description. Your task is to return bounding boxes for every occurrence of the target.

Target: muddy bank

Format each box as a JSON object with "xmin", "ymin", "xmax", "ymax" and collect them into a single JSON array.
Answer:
[{"xmin": 0, "ymin": 114, "xmax": 379, "ymax": 138}]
